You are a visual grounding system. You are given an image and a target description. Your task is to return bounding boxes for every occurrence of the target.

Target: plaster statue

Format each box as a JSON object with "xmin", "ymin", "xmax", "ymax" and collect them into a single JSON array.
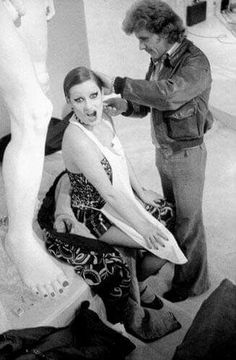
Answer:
[{"xmin": 0, "ymin": 0, "xmax": 69, "ymax": 297}]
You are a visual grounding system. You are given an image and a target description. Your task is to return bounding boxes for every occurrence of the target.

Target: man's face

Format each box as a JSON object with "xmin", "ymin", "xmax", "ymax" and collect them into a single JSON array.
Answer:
[{"xmin": 135, "ymin": 28, "xmax": 172, "ymax": 61}]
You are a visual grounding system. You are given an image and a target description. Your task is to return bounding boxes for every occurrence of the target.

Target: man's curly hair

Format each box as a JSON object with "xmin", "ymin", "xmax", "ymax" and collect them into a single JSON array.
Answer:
[{"xmin": 122, "ymin": 0, "xmax": 185, "ymax": 43}]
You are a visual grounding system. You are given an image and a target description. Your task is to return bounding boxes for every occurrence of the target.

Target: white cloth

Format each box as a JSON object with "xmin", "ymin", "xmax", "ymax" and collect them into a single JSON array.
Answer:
[{"xmin": 69, "ymin": 118, "xmax": 187, "ymax": 265}]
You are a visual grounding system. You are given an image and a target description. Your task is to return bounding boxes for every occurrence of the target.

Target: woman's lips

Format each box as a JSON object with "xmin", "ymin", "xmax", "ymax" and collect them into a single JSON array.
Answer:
[{"xmin": 86, "ymin": 111, "xmax": 97, "ymax": 121}]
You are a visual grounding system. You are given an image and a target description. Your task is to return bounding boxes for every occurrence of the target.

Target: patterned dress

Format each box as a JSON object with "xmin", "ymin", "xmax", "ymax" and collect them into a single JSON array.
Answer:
[
  {"xmin": 38, "ymin": 116, "xmax": 176, "ymax": 323},
  {"xmin": 38, "ymin": 170, "xmax": 131, "ymax": 324},
  {"xmin": 68, "ymin": 156, "xmax": 175, "ymax": 238},
  {"xmin": 68, "ymin": 157, "xmax": 113, "ymax": 238}
]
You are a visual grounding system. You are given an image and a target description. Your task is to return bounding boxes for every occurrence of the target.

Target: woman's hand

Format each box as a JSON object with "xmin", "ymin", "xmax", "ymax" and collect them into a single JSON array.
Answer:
[
  {"xmin": 103, "ymin": 97, "xmax": 128, "ymax": 117},
  {"xmin": 142, "ymin": 223, "xmax": 169, "ymax": 250},
  {"xmin": 54, "ymin": 214, "xmax": 76, "ymax": 233},
  {"xmin": 139, "ymin": 189, "xmax": 163, "ymax": 207}
]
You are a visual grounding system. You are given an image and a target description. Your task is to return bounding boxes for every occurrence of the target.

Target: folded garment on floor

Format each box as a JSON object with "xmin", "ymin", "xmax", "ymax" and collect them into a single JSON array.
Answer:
[
  {"xmin": 173, "ymin": 278, "xmax": 236, "ymax": 360},
  {"xmin": 0, "ymin": 301, "xmax": 135, "ymax": 360}
]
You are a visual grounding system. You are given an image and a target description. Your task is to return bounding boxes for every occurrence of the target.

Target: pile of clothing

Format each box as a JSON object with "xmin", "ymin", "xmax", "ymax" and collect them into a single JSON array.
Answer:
[{"xmin": 0, "ymin": 301, "xmax": 135, "ymax": 360}]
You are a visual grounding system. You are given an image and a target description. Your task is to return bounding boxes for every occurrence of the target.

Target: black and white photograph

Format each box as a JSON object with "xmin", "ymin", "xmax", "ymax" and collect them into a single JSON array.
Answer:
[{"xmin": 0, "ymin": 1, "xmax": 235, "ymax": 359}]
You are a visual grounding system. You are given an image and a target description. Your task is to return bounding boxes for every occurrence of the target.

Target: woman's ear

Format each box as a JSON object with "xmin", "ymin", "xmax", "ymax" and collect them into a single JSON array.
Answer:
[{"xmin": 65, "ymin": 96, "xmax": 70, "ymax": 104}]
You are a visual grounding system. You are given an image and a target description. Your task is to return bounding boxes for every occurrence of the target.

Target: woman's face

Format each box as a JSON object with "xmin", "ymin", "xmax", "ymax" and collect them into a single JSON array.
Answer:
[{"xmin": 68, "ymin": 79, "xmax": 103, "ymax": 127}]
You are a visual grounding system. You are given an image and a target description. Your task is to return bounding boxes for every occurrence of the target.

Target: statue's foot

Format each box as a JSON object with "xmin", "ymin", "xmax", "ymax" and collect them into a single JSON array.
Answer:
[{"xmin": 5, "ymin": 231, "xmax": 70, "ymax": 298}]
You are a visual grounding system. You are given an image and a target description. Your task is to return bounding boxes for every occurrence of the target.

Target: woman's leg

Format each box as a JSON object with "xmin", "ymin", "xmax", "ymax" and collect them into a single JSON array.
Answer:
[
  {"xmin": 100, "ymin": 227, "xmax": 166, "ymax": 285},
  {"xmin": 135, "ymin": 253, "xmax": 166, "ymax": 310},
  {"xmin": 101, "ymin": 227, "xmax": 166, "ymax": 310},
  {"xmin": 43, "ymin": 230, "xmax": 131, "ymax": 324},
  {"xmin": 99, "ymin": 225, "xmax": 143, "ymax": 248},
  {"xmin": 137, "ymin": 253, "xmax": 167, "ymax": 282}
]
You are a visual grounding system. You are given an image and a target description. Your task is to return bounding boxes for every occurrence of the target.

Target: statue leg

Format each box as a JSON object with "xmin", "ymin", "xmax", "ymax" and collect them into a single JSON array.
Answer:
[{"xmin": 0, "ymin": 0, "xmax": 69, "ymax": 296}]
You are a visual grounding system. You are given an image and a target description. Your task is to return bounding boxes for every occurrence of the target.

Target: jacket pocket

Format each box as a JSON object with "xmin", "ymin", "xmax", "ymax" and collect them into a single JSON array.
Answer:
[{"xmin": 163, "ymin": 100, "xmax": 201, "ymax": 141}]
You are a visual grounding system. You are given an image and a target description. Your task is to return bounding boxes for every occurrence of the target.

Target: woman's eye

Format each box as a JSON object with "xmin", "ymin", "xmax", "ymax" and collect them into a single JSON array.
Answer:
[
  {"xmin": 90, "ymin": 92, "xmax": 98, "ymax": 99},
  {"xmin": 75, "ymin": 97, "xmax": 83, "ymax": 103}
]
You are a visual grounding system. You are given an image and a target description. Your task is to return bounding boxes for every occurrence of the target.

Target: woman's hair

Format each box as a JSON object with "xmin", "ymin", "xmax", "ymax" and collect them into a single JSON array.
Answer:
[
  {"xmin": 122, "ymin": 0, "xmax": 185, "ymax": 43},
  {"xmin": 63, "ymin": 66, "xmax": 103, "ymax": 99}
]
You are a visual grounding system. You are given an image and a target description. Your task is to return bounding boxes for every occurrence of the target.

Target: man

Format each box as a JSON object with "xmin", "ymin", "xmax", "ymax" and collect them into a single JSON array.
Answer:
[
  {"xmin": 101, "ymin": 0, "xmax": 213, "ymax": 302},
  {"xmin": 0, "ymin": 0, "xmax": 69, "ymax": 297}
]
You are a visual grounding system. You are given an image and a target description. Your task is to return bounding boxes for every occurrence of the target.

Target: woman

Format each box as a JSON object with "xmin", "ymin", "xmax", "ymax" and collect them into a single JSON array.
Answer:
[
  {"xmin": 38, "ymin": 66, "xmax": 186, "ymax": 340},
  {"xmin": 62, "ymin": 65, "xmax": 186, "ymax": 288}
]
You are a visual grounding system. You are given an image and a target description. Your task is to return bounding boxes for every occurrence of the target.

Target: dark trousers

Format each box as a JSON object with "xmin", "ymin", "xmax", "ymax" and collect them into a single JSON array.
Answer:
[{"xmin": 156, "ymin": 144, "xmax": 210, "ymax": 296}]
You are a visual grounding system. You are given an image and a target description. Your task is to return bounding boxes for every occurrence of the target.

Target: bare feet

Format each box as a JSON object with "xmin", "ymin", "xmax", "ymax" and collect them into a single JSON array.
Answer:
[{"xmin": 5, "ymin": 230, "xmax": 70, "ymax": 298}]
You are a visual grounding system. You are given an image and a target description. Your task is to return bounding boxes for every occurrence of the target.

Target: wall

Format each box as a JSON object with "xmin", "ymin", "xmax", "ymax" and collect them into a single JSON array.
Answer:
[
  {"xmin": 47, "ymin": 0, "xmax": 90, "ymax": 118},
  {"xmin": 167, "ymin": 0, "xmax": 223, "ymax": 24}
]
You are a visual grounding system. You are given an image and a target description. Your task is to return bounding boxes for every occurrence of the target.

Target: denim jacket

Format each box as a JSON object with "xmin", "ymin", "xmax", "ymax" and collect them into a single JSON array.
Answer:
[{"xmin": 117, "ymin": 38, "xmax": 213, "ymax": 151}]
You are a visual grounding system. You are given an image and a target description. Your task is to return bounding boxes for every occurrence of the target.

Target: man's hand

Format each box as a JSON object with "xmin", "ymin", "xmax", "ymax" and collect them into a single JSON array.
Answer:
[
  {"xmin": 94, "ymin": 70, "xmax": 114, "ymax": 95},
  {"xmin": 54, "ymin": 214, "xmax": 76, "ymax": 233},
  {"xmin": 103, "ymin": 97, "xmax": 128, "ymax": 117}
]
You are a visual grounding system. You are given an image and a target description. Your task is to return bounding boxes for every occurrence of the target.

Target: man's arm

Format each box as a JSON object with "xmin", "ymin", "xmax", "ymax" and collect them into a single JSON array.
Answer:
[
  {"xmin": 95, "ymin": 70, "xmax": 150, "ymax": 118},
  {"xmin": 114, "ymin": 54, "xmax": 212, "ymax": 111}
]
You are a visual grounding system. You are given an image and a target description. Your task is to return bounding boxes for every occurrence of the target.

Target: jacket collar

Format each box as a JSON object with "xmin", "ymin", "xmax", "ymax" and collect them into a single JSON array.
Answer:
[{"xmin": 150, "ymin": 37, "xmax": 191, "ymax": 68}]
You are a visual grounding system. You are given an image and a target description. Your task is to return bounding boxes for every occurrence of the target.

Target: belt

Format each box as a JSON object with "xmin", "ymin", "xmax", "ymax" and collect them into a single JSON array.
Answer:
[
  {"xmin": 159, "ymin": 137, "xmax": 203, "ymax": 154},
  {"xmin": 174, "ymin": 137, "xmax": 203, "ymax": 152},
  {"xmin": 158, "ymin": 138, "xmax": 204, "ymax": 157}
]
